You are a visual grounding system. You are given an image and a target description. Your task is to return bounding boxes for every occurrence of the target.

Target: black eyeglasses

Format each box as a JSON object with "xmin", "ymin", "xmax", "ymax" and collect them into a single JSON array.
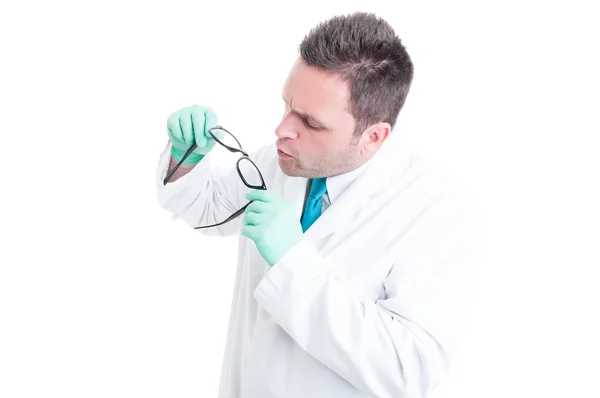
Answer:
[{"xmin": 163, "ymin": 126, "xmax": 267, "ymax": 229}]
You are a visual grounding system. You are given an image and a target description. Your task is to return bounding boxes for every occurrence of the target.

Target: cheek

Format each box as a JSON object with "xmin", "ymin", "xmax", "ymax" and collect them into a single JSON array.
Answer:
[
  {"xmin": 307, "ymin": 137, "xmax": 343, "ymax": 163},
  {"xmin": 320, "ymin": 134, "xmax": 347, "ymax": 152},
  {"xmin": 301, "ymin": 133, "xmax": 328, "ymax": 154},
  {"xmin": 297, "ymin": 129, "xmax": 350, "ymax": 159}
]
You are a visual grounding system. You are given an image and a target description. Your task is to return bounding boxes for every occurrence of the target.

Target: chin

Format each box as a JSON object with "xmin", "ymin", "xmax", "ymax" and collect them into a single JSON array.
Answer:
[
  {"xmin": 278, "ymin": 159, "xmax": 295, "ymax": 176},
  {"xmin": 278, "ymin": 158, "xmax": 333, "ymax": 178}
]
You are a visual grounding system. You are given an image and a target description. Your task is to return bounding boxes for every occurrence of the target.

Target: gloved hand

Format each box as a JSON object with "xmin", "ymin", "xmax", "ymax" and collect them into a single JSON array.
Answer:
[
  {"xmin": 242, "ymin": 190, "xmax": 304, "ymax": 267},
  {"xmin": 167, "ymin": 105, "xmax": 219, "ymax": 164}
]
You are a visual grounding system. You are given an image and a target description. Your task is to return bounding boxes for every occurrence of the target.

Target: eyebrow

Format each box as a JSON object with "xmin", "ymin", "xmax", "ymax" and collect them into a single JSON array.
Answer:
[{"xmin": 282, "ymin": 94, "xmax": 329, "ymax": 130}]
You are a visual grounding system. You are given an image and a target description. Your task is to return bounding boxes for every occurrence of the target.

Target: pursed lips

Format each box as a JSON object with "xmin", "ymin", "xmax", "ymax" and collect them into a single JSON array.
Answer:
[{"xmin": 276, "ymin": 145, "xmax": 293, "ymax": 157}]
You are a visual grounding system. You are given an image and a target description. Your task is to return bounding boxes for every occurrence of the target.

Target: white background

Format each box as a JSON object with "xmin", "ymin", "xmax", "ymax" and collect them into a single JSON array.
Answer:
[{"xmin": 1, "ymin": 0, "xmax": 599, "ymax": 397}]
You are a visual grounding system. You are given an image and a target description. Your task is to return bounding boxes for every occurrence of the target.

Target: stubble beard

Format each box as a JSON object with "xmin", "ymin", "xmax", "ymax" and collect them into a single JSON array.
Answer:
[{"xmin": 278, "ymin": 139, "xmax": 361, "ymax": 178}]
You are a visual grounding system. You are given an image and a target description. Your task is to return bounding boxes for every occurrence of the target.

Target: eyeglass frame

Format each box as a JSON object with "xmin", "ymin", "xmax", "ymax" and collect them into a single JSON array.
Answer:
[{"xmin": 163, "ymin": 125, "xmax": 267, "ymax": 230}]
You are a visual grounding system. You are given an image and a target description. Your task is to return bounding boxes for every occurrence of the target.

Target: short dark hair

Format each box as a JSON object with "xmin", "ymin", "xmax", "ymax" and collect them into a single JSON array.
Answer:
[{"xmin": 299, "ymin": 12, "xmax": 414, "ymax": 137}]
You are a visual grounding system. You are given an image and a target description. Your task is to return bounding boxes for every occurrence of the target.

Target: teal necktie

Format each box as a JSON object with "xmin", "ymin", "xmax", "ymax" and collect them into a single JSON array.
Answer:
[{"xmin": 301, "ymin": 178, "xmax": 327, "ymax": 232}]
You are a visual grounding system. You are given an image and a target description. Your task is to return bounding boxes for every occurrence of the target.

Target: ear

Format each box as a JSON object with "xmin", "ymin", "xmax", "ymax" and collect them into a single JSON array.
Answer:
[{"xmin": 358, "ymin": 122, "xmax": 391, "ymax": 156}]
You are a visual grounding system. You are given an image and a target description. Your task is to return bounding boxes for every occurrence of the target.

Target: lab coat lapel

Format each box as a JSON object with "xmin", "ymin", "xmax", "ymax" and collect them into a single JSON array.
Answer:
[{"xmin": 302, "ymin": 175, "xmax": 370, "ymax": 243}]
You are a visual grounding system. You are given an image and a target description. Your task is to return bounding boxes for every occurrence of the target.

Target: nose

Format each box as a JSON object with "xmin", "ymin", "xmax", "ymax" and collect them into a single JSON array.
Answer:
[{"xmin": 275, "ymin": 110, "xmax": 299, "ymax": 140}]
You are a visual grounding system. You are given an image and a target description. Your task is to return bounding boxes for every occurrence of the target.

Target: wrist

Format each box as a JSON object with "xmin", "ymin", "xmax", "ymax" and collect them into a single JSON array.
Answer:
[{"xmin": 171, "ymin": 146, "xmax": 204, "ymax": 164}]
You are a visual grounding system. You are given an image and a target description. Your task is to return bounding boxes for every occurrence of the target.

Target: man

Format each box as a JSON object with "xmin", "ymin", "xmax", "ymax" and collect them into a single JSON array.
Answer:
[{"xmin": 156, "ymin": 12, "xmax": 479, "ymax": 398}]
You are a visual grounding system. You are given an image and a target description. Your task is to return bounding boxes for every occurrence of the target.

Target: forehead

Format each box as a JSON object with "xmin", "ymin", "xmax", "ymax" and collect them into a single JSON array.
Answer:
[{"xmin": 283, "ymin": 59, "xmax": 350, "ymax": 116}]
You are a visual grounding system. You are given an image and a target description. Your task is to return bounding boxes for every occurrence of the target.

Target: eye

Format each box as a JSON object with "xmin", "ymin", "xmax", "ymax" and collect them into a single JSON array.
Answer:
[{"xmin": 301, "ymin": 118, "xmax": 318, "ymax": 130}]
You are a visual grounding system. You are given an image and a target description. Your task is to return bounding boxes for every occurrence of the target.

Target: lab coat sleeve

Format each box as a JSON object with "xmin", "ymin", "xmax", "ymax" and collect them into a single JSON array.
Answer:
[
  {"xmin": 253, "ymin": 191, "xmax": 480, "ymax": 398},
  {"xmin": 155, "ymin": 141, "xmax": 250, "ymax": 237}
]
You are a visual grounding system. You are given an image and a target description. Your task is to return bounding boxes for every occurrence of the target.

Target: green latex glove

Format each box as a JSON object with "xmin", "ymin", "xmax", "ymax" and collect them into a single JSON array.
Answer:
[
  {"xmin": 242, "ymin": 190, "xmax": 305, "ymax": 267},
  {"xmin": 167, "ymin": 105, "xmax": 219, "ymax": 164}
]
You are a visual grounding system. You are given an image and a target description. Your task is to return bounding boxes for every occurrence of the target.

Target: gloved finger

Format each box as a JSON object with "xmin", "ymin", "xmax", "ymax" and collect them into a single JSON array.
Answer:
[
  {"xmin": 203, "ymin": 106, "xmax": 219, "ymax": 133},
  {"xmin": 242, "ymin": 211, "xmax": 265, "ymax": 226},
  {"xmin": 203, "ymin": 108, "xmax": 221, "ymax": 144},
  {"xmin": 245, "ymin": 189, "xmax": 280, "ymax": 203},
  {"xmin": 245, "ymin": 199, "xmax": 271, "ymax": 214},
  {"xmin": 241, "ymin": 225, "xmax": 259, "ymax": 241},
  {"xmin": 167, "ymin": 111, "xmax": 183, "ymax": 143},
  {"xmin": 180, "ymin": 107, "xmax": 194, "ymax": 146},
  {"xmin": 191, "ymin": 106, "xmax": 207, "ymax": 148}
]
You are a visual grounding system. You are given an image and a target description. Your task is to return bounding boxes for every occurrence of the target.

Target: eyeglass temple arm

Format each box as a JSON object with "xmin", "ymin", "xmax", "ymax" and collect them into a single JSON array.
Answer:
[{"xmin": 193, "ymin": 202, "xmax": 251, "ymax": 230}]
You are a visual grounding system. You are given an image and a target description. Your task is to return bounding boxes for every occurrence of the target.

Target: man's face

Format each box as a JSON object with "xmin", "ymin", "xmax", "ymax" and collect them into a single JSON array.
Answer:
[{"xmin": 275, "ymin": 59, "xmax": 363, "ymax": 178}]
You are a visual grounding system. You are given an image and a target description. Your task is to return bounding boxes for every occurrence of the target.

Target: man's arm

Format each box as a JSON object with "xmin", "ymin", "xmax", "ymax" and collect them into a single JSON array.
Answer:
[
  {"xmin": 156, "ymin": 143, "xmax": 244, "ymax": 237},
  {"xmin": 252, "ymin": 193, "xmax": 479, "ymax": 398}
]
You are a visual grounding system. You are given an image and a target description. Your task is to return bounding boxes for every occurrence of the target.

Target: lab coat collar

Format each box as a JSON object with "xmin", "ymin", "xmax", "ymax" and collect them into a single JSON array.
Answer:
[{"xmin": 282, "ymin": 134, "xmax": 412, "ymax": 243}]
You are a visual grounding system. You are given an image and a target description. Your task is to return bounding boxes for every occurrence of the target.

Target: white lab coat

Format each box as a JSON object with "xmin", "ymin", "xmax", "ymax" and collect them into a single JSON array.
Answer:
[{"xmin": 155, "ymin": 136, "xmax": 479, "ymax": 398}]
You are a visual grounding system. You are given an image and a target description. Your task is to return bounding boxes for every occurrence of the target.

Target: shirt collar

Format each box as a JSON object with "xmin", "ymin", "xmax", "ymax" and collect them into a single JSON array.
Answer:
[{"xmin": 325, "ymin": 153, "xmax": 377, "ymax": 204}]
